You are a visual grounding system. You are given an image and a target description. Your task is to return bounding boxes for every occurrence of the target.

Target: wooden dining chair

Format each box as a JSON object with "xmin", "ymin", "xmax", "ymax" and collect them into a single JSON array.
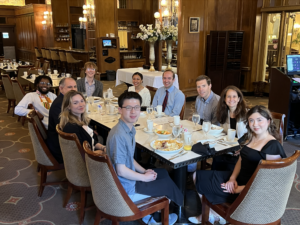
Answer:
[
  {"xmin": 16, "ymin": 65, "xmax": 34, "ymax": 90},
  {"xmin": 56, "ymin": 125, "xmax": 91, "ymax": 225},
  {"xmin": 2, "ymin": 74, "xmax": 16, "ymax": 116},
  {"xmin": 27, "ymin": 110, "xmax": 65, "ymax": 197},
  {"xmin": 58, "ymin": 50, "xmax": 67, "ymax": 73},
  {"xmin": 270, "ymin": 112, "xmax": 286, "ymax": 145},
  {"xmin": 42, "ymin": 60, "xmax": 50, "ymax": 74},
  {"xmin": 12, "ymin": 79, "xmax": 27, "ymax": 125},
  {"xmin": 83, "ymin": 141, "xmax": 169, "ymax": 225},
  {"xmin": 202, "ymin": 150, "xmax": 300, "ymax": 225},
  {"xmin": 34, "ymin": 59, "xmax": 40, "ymax": 68}
]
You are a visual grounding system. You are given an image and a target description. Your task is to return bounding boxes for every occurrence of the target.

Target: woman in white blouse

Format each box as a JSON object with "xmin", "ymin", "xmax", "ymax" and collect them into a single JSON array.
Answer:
[{"xmin": 128, "ymin": 72, "xmax": 151, "ymax": 107}]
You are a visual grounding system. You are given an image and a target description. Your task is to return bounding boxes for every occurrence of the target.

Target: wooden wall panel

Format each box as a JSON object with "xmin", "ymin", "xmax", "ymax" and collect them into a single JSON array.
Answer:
[
  {"xmin": 69, "ymin": 0, "xmax": 84, "ymax": 7},
  {"xmin": 95, "ymin": 0, "xmax": 118, "ymax": 38},
  {"xmin": 177, "ymin": 0, "xmax": 262, "ymax": 95}
]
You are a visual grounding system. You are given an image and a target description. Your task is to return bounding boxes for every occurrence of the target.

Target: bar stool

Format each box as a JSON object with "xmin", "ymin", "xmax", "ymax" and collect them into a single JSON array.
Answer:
[
  {"xmin": 66, "ymin": 51, "xmax": 82, "ymax": 78},
  {"xmin": 50, "ymin": 49, "xmax": 60, "ymax": 72},
  {"xmin": 35, "ymin": 47, "xmax": 43, "ymax": 61},
  {"xmin": 58, "ymin": 50, "xmax": 67, "ymax": 73},
  {"xmin": 45, "ymin": 48, "xmax": 53, "ymax": 69},
  {"xmin": 41, "ymin": 48, "xmax": 47, "ymax": 62}
]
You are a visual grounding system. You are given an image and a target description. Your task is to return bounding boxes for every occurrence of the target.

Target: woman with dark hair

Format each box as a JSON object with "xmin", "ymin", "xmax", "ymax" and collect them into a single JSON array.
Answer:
[
  {"xmin": 211, "ymin": 86, "xmax": 248, "ymax": 171},
  {"xmin": 76, "ymin": 62, "xmax": 103, "ymax": 97},
  {"xmin": 59, "ymin": 90, "xmax": 106, "ymax": 154},
  {"xmin": 188, "ymin": 105, "xmax": 286, "ymax": 224},
  {"xmin": 128, "ymin": 72, "xmax": 151, "ymax": 106},
  {"xmin": 216, "ymin": 85, "xmax": 247, "ymax": 138}
]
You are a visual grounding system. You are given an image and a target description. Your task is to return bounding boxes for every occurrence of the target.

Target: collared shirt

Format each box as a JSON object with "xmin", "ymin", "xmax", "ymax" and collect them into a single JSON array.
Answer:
[
  {"xmin": 85, "ymin": 77, "xmax": 95, "ymax": 97},
  {"xmin": 106, "ymin": 119, "xmax": 136, "ymax": 195},
  {"xmin": 152, "ymin": 85, "xmax": 185, "ymax": 116},
  {"xmin": 195, "ymin": 91, "xmax": 220, "ymax": 125},
  {"xmin": 15, "ymin": 91, "xmax": 57, "ymax": 129}
]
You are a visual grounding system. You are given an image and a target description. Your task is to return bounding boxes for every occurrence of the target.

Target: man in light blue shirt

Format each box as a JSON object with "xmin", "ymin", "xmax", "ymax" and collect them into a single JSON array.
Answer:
[{"xmin": 152, "ymin": 70, "xmax": 185, "ymax": 116}]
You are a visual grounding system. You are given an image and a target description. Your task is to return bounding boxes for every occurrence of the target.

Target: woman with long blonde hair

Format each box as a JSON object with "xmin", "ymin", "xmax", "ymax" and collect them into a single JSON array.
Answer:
[{"xmin": 59, "ymin": 90, "xmax": 105, "ymax": 154}]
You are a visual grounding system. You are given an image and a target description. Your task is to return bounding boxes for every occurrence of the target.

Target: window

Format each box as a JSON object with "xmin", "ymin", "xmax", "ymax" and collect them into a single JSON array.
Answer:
[{"xmin": 3, "ymin": 33, "xmax": 9, "ymax": 39}]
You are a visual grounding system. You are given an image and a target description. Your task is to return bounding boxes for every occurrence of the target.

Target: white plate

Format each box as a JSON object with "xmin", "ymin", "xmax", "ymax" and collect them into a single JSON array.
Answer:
[
  {"xmin": 143, "ymin": 127, "xmax": 154, "ymax": 133},
  {"xmin": 154, "ymin": 130, "xmax": 172, "ymax": 138},
  {"xmin": 154, "ymin": 112, "xmax": 166, "ymax": 118},
  {"xmin": 150, "ymin": 139, "xmax": 183, "ymax": 154},
  {"xmin": 224, "ymin": 137, "xmax": 239, "ymax": 145},
  {"xmin": 209, "ymin": 125, "xmax": 224, "ymax": 135}
]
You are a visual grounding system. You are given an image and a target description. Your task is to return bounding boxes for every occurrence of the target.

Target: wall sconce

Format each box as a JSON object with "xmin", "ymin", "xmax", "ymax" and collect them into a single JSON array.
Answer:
[
  {"xmin": 42, "ymin": 11, "xmax": 51, "ymax": 29},
  {"xmin": 161, "ymin": 0, "xmax": 168, "ymax": 6},
  {"xmin": 154, "ymin": 12, "xmax": 160, "ymax": 27},
  {"xmin": 81, "ymin": 3, "xmax": 95, "ymax": 28}
]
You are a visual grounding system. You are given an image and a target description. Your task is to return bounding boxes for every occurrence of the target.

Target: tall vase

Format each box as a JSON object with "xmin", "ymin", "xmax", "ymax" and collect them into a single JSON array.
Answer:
[
  {"xmin": 166, "ymin": 40, "xmax": 173, "ymax": 71},
  {"xmin": 149, "ymin": 41, "xmax": 155, "ymax": 71}
]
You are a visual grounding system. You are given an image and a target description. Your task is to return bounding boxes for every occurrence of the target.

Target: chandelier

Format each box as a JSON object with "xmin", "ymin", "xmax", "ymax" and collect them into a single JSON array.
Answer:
[
  {"xmin": 79, "ymin": 3, "xmax": 95, "ymax": 29},
  {"xmin": 156, "ymin": 0, "xmax": 179, "ymax": 27}
]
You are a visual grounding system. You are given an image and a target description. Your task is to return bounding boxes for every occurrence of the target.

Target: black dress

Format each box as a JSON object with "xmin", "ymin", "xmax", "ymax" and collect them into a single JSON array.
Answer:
[{"xmin": 196, "ymin": 140, "xmax": 286, "ymax": 205}]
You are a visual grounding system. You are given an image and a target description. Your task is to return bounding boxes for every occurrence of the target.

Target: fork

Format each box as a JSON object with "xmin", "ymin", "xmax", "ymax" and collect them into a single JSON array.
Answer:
[
  {"xmin": 169, "ymin": 152, "xmax": 188, "ymax": 160},
  {"xmin": 168, "ymin": 150, "xmax": 184, "ymax": 159}
]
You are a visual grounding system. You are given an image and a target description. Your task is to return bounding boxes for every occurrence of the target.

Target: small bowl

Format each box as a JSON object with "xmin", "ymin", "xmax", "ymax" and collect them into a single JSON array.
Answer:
[{"xmin": 155, "ymin": 130, "xmax": 172, "ymax": 138}]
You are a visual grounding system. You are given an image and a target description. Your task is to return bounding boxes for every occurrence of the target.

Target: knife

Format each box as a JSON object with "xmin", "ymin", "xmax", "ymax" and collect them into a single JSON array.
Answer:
[{"xmin": 169, "ymin": 152, "xmax": 188, "ymax": 160}]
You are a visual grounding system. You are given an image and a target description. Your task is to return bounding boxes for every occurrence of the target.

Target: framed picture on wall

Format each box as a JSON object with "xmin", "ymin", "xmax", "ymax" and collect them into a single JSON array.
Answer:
[{"xmin": 189, "ymin": 17, "xmax": 200, "ymax": 33}]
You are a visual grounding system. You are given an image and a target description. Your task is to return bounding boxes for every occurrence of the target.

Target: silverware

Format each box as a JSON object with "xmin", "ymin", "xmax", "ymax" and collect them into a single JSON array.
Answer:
[
  {"xmin": 193, "ymin": 129, "xmax": 202, "ymax": 132},
  {"xmin": 169, "ymin": 152, "xmax": 188, "ymax": 160},
  {"xmin": 168, "ymin": 150, "xmax": 184, "ymax": 159}
]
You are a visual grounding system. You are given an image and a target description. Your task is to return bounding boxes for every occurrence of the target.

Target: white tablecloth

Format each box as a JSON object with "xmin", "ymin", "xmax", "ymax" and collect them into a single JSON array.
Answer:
[
  {"xmin": 116, "ymin": 68, "xmax": 179, "ymax": 89},
  {"xmin": 89, "ymin": 112, "xmax": 237, "ymax": 165}
]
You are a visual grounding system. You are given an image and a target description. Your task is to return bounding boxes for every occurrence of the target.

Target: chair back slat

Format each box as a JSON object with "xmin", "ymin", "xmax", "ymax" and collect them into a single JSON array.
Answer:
[
  {"xmin": 27, "ymin": 111, "xmax": 57, "ymax": 166},
  {"xmin": 45, "ymin": 49, "xmax": 52, "ymax": 60},
  {"xmin": 41, "ymin": 48, "xmax": 47, "ymax": 58},
  {"xmin": 11, "ymin": 80, "xmax": 25, "ymax": 104},
  {"xmin": 35, "ymin": 47, "xmax": 42, "ymax": 58},
  {"xmin": 42, "ymin": 60, "xmax": 50, "ymax": 74},
  {"xmin": 229, "ymin": 150, "xmax": 300, "ymax": 224},
  {"xmin": 50, "ymin": 50, "xmax": 60, "ymax": 61},
  {"xmin": 56, "ymin": 125, "xmax": 90, "ymax": 187},
  {"xmin": 83, "ymin": 141, "xmax": 140, "ymax": 217},
  {"xmin": 2, "ymin": 75, "xmax": 15, "ymax": 100},
  {"xmin": 271, "ymin": 112, "xmax": 285, "ymax": 145}
]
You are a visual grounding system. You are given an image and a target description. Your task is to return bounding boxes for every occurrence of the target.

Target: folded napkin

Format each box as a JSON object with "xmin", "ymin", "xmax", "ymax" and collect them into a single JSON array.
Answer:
[
  {"xmin": 57, "ymin": 74, "xmax": 62, "ymax": 78},
  {"xmin": 26, "ymin": 74, "xmax": 32, "ymax": 79},
  {"xmin": 191, "ymin": 142, "xmax": 216, "ymax": 156}
]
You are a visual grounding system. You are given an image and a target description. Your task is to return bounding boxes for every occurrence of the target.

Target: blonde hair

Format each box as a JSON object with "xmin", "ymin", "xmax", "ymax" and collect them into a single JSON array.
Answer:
[
  {"xmin": 84, "ymin": 62, "xmax": 98, "ymax": 73},
  {"xmin": 59, "ymin": 90, "xmax": 90, "ymax": 129}
]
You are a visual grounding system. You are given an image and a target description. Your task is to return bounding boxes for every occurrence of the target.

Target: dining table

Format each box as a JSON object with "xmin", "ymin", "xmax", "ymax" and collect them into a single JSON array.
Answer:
[
  {"xmin": 116, "ymin": 68, "xmax": 180, "ymax": 89},
  {"xmin": 88, "ymin": 101, "xmax": 240, "ymax": 224}
]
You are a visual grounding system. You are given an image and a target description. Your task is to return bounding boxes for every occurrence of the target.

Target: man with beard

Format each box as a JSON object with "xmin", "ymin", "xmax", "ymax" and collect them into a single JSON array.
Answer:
[{"xmin": 15, "ymin": 75, "xmax": 57, "ymax": 129}]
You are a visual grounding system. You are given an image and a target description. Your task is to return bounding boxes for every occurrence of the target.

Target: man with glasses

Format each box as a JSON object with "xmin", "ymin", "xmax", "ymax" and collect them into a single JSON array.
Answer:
[
  {"xmin": 15, "ymin": 75, "xmax": 56, "ymax": 129},
  {"xmin": 107, "ymin": 91, "xmax": 183, "ymax": 225},
  {"xmin": 47, "ymin": 78, "xmax": 77, "ymax": 163}
]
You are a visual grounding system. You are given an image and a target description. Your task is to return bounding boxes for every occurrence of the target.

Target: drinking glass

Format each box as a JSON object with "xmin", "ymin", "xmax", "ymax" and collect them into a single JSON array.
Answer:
[
  {"xmin": 192, "ymin": 112, "xmax": 200, "ymax": 130},
  {"xmin": 103, "ymin": 92, "xmax": 109, "ymax": 99},
  {"xmin": 38, "ymin": 69, "xmax": 43, "ymax": 76},
  {"xmin": 61, "ymin": 73, "xmax": 66, "ymax": 77},
  {"xmin": 146, "ymin": 106, "xmax": 153, "ymax": 118},
  {"xmin": 172, "ymin": 125, "xmax": 181, "ymax": 141},
  {"xmin": 87, "ymin": 96, "xmax": 94, "ymax": 105},
  {"xmin": 19, "ymin": 61, "xmax": 22, "ymax": 65},
  {"xmin": 82, "ymin": 92, "xmax": 87, "ymax": 99},
  {"xmin": 202, "ymin": 120, "xmax": 211, "ymax": 137},
  {"xmin": 47, "ymin": 69, "xmax": 51, "ymax": 75}
]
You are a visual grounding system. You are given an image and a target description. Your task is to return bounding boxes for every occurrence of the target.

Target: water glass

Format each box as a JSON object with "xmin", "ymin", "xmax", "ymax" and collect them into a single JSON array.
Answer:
[
  {"xmin": 82, "ymin": 92, "xmax": 87, "ymax": 99},
  {"xmin": 87, "ymin": 96, "xmax": 94, "ymax": 105},
  {"xmin": 61, "ymin": 73, "xmax": 66, "ymax": 77},
  {"xmin": 172, "ymin": 125, "xmax": 181, "ymax": 141},
  {"xmin": 202, "ymin": 120, "xmax": 211, "ymax": 137},
  {"xmin": 146, "ymin": 106, "xmax": 153, "ymax": 118},
  {"xmin": 103, "ymin": 92, "xmax": 109, "ymax": 99},
  {"xmin": 192, "ymin": 112, "xmax": 200, "ymax": 130},
  {"xmin": 47, "ymin": 69, "xmax": 51, "ymax": 75}
]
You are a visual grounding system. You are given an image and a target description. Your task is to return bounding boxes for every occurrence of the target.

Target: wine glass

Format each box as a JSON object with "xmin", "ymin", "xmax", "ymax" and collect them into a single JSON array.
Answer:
[
  {"xmin": 38, "ymin": 69, "xmax": 43, "ymax": 76},
  {"xmin": 202, "ymin": 120, "xmax": 211, "ymax": 137},
  {"xmin": 192, "ymin": 112, "xmax": 200, "ymax": 130},
  {"xmin": 172, "ymin": 125, "xmax": 181, "ymax": 141},
  {"xmin": 146, "ymin": 106, "xmax": 153, "ymax": 118}
]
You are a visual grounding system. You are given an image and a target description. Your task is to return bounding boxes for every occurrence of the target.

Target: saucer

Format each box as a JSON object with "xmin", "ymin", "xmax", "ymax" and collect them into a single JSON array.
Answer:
[
  {"xmin": 154, "ymin": 112, "xmax": 165, "ymax": 118},
  {"xmin": 224, "ymin": 137, "xmax": 239, "ymax": 145},
  {"xmin": 143, "ymin": 127, "xmax": 154, "ymax": 133}
]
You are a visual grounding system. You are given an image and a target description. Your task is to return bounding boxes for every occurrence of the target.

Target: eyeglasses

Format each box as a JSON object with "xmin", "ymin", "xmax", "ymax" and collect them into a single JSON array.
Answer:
[
  {"xmin": 122, "ymin": 106, "xmax": 141, "ymax": 111},
  {"xmin": 86, "ymin": 68, "xmax": 95, "ymax": 71},
  {"xmin": 39, "ymin": 82, "xmax": 52, "ymax": 87}
]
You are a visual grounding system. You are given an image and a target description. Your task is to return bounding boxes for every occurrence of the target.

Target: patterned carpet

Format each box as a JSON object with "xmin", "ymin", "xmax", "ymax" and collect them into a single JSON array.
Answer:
[{"xmin": 0, "ymin": 82, "xmax": 299, "ymax": 225}]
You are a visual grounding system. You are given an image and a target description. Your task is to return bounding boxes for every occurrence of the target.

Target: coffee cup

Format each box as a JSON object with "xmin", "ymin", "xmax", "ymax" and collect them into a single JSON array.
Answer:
[
  {"xmin": 174, "ymin": 115, "xmax": 180, "ymax": 125},
  {"xmin": 147, "ymin": 119, "xmax": 153, "ymax": 131},
  {"xmin": 24, "ymin": 71, "xmax": 27, "ymax": 76},
  {"xmin": 54, "ymin": 70, "xmax": 58, "ymax": 74},
  {"xmin": 31, "ymin": 74, "xmax": 36, "ymax": 80},
  {"xmin": 227, "ymin": 129, "xmax": 236, "ymax": 142},
  {"xmin": 155, "ymin": 105, "xmax": 162, "ymax": 115},
  {"xmin": 66, "ymin": 73, "xmax": 71, "ymax": 77},
  {"xmin": 109, "ymin": 104, "xmax": 117, "ymax": 114}
]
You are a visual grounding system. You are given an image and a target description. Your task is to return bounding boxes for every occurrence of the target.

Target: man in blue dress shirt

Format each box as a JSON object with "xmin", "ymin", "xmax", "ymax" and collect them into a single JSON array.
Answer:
[{"xmin": 152, "ymin": 70, "xmax": 185, "ymax": 116}]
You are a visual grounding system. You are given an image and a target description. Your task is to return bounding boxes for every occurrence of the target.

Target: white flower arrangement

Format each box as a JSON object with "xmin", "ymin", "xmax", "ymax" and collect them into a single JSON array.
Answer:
[
  {"xmin": 137, "ymin": 24, "xmax": 162, "ymax": 42},
  {"xmin": 161, "ymin": 25, "xmax": 178, "ymax": 41}
]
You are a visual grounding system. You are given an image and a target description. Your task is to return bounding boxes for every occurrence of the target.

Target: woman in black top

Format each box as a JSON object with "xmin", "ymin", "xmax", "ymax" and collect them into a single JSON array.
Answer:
[
  {"xmin": 59, "ymin": 90, "xmax": 106, "ymax": 155},
  {"xmin": 188, "ymin": 106, "xmax": 286, "ymax": 224}
]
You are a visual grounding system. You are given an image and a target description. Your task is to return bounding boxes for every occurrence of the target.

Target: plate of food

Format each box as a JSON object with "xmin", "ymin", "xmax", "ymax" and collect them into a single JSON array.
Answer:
[
  {"xmin": 155, "ymin": 129, "xmax": 172, "ymax": 138},
  {"xmin": 150, "ymin": 139, "xmax": 183, "ymax": 154},
  {"xmin": 209, "ymin": 125, "xmax": 223, "ymax": 135},
  {"xmin": 110, "ymin": 98, "xmax": 118, "ymax": 104}
]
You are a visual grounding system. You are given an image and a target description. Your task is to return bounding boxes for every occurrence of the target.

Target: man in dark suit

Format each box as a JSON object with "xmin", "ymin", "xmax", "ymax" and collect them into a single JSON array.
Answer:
[{"xmin": 47, "ymin": 77, "xmax": 77, "ymax": 163}]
